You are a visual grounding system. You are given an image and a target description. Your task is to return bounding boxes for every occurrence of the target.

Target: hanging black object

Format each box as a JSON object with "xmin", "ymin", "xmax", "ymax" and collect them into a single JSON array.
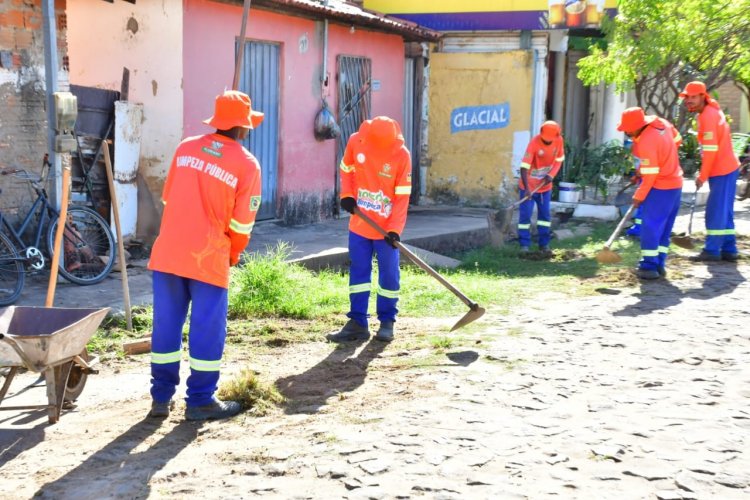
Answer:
[{"xmin": 314, "ymin": 100, "xmax": 340, "ymax": 141}]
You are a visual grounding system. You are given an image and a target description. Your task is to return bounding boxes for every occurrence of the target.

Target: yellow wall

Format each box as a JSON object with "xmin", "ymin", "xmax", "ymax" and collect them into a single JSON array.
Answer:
[{"xmin": 427, "ymin": 51, "xmax": 533, "ymax": 205}]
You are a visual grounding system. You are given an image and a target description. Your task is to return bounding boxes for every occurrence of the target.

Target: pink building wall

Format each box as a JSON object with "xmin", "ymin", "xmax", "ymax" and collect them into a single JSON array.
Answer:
[{"xmin": 183, "ymin": 0, "xmax": 405, "ymax": 222}]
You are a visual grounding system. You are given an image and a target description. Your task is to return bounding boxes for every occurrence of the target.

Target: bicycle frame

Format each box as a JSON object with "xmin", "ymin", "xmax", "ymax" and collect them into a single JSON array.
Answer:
[{"xmin": 0, "ymin": 183, "xmax": 59, "ymax": 265}]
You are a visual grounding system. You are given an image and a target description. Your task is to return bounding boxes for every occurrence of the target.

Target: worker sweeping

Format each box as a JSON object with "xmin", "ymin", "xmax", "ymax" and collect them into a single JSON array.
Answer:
[
  {"xmin": 616, "ymin": 107, "xmax": 683, "ymax": 280},
  {"xmin": 680, "ymin": 81, "xmax": 741, "ymax": 262},
  {"xmin": 327, "ymin": 116, "xmax": 411, "ymax": 343},
  {"xmin": 517, "ymin": 120, "xmax": 565, "ymax": 254},
  {"xmin": 147, "ymin": 90, "xmax": 263, "ymax": 420}
]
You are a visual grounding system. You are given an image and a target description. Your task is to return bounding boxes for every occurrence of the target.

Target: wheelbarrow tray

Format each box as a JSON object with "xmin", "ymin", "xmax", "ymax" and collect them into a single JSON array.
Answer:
[
  {"xmin": 0, "ymin": 306, "xmax": 109, "ymax": 372},
  {"xmin": 0, "ymin": 307, "xmax": 109, "ymax": 424}
]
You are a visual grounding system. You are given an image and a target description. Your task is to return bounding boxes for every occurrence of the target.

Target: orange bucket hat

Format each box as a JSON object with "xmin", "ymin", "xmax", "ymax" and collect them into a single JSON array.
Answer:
[
  {"xmin": 679, "ymin": 80, "xmax": 717, "ymax": 107},
  {"xmin": 679, "ymin": 81, "xmax": 707, "ymax": 99},
  {"xmin": 617, "ymin": 107, "xmax": 656, "ymax": 134},
  {"xmin": 203, "ymin": 90, "xmax": 264, "ymax": 130},
  {"xmin": 540, "ymin": 120, "xmax": 561, "ymax": 142}
]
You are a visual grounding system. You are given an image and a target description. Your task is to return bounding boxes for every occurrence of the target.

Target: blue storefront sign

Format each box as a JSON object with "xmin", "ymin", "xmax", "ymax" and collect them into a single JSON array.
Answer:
[{"xmin": 450, "ymin": 102, "xmax": 510, "ymax": 134}]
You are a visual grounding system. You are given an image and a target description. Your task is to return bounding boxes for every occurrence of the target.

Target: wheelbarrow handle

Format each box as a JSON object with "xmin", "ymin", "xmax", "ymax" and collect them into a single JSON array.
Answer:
[{"xmin": 351, "ymin": 206, "xmax": 479, "ymax": 309}]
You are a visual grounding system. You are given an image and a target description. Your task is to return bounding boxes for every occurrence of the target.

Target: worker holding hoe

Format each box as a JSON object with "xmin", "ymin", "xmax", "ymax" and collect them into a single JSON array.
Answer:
[
  {"xmin": 616, "ymin": 107, "xmax": 683, "ymax": 280},
  {"xmin": 680, "ymin": 81, "xmax": 741, "ymax": 262},
  {"xmin": 517, "ymin": 120, "xmax": 565, "ymax": 254},
  {"xmin": 327, "ymin": 116, "xmax": 412, "ymax": 343},
  {"xmin": 147, "ymin": 90, "xmax": 263, "ymax": 420}
]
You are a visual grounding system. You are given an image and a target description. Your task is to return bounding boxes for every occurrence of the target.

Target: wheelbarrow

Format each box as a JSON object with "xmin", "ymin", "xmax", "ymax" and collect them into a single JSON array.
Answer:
[{"xmin": 0, "ymin": 306, "xmax": 109, "ymax": 424}]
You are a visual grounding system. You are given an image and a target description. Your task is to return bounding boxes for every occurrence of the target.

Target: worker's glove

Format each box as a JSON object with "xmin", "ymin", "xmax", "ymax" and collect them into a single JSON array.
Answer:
[
  {"xmin": 230, "ymin": 254, "xmax": 241, "ymax": 266},
  {"xmin": 340, "ymin": 197, "xmax": 356, "ymax": 214},
  {"xmin": 385, "ymin": 231, "xmax": 400, "ymax": 249},
  {"xmin": 543, "ymin": 175, "xmax": 554, "ymax": 185}
]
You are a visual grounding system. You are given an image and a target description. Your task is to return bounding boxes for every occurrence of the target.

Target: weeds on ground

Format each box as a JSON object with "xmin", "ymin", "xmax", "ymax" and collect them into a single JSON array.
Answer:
[
  {"xmin": 88, "ymin": 306, "xmax": 155, "ymax": 358},
  {"xmin": 229, "ymin": 243, "xmax": 347, "ymax": 319},
  {"xmin": 218, "ymin": 367, "xmax": 285, "ymax": 415}
]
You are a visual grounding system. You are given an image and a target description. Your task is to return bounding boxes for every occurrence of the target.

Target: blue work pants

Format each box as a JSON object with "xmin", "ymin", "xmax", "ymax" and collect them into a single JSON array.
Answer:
[
  {"xmin": 150, "ymin": 271, "xmax": 228, "ymax": 407},
  {"xmin": 347, "ymin": 231, "xmax": 400, "ymax": 326}
]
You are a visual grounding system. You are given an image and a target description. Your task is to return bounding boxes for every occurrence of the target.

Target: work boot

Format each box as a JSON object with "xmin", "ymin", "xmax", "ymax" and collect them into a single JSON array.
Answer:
[
  {"xmin": 375, "ymin": 321, "xmax": 394, "ymax": 342},
  {"xmin": 657, "ymin": 266, "xmax": 667, "ymax": 278},
  {"xmin": 539, "ymin": 245, "xmax": 552, "ymax": 256},
  {"xmin": 519, "ymin": 246, "xmax": 530, "ymax": 254},
  {"xmin": 149, "ymin": 399, "xmax": 174, "ymax": 418},
  {"xmin": 637, "ymin": 268, "xmax": 660, "ymax": 280},
  {"xmin": 185, "ymin": 399, "xmax": 241, "ymax": 421},
  {"xmin": 689, "ymin": 250, "xmax": 721, "ymax": 262},
  {"xmin": 721, "ymin": 252, "xmax": 739, "ymax": 262},
  {"xmin": 326, "ymin": 319, "xmax": 369, "ymax": 343}
]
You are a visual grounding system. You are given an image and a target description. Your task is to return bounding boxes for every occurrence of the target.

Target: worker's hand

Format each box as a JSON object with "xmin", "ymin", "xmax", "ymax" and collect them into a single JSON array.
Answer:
[
  {"xmin": 695, "ymin": 178, "xmax": 704, "ymax": 190},
  {"xmin": 631, "ymin": 198, "xmax": 642, "ymax": 208},
  {"xmin": 385, "ymin": 231, "xmax": 400, "ymax": 249},
  {"xmin": 230, "ymin": 254, "xmax": 241, "ymax": 267},
  {"xmin": 543, "ymin": 175, "xmax": 553, "ymax": 185},
  {"xmin": 340, "ymin": 197, "xmax": 356, "ymax": 214},
  {"xmin": 629, "ymin": 174, "xmax": 640, "ymax": 185}
]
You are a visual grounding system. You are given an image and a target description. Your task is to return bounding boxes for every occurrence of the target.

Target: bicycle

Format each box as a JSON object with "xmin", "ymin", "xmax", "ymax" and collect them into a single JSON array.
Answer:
[{"xmin": 0, "ymin": 154, "xmax": 116, "ymax": 306}]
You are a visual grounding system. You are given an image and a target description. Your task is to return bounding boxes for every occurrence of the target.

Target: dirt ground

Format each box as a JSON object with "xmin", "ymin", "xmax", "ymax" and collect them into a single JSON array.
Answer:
[{"xmin": 1, "ymin": 210, "xmax": 750, "ymax": 499}]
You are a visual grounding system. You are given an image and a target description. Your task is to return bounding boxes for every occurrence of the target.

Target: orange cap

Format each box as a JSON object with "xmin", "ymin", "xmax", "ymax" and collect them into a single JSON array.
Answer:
[
  {"xmin": 540, "ymin": 120, "xmax": 561, "ymax": 142},
  {"xmin": 203, "ymin": 90, "xmax": 264, "ymax": 130},
  {"xmin": 617, "ymin": 107, "xmax": 656, "ymax": 134},
  {"xmin": 679, "ymin": 81, "xmax": 707, "ymax": 99}
]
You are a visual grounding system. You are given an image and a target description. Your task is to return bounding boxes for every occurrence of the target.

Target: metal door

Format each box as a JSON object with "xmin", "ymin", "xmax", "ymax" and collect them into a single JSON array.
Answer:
[
  {"xmin": 335, "ymin": 56, "xmax": 371, "ymax": 212},
  {"xmin": 238, "ymin": 40, "xmax": 280, "ymax": 220}
]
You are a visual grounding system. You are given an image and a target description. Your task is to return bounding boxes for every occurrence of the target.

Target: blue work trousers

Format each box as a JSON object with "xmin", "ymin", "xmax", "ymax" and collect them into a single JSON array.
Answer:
[
  {"xmin": 639, "ymin": 188, "xmax": 682, "ymax": 271},
  {"xmin": 150, "ymin": 271, "xmax": 228, "ymax": 407},
  {"xmin": 518, "ymin": 189, "xmax": 552, "ymax": 248},
  {"xmin": 347, "ymin": 231, "xmax": 400, "ymax": 326},
  {"xmin": 704, "ymin": 169, "xmax": 739, "ymax": 256}
]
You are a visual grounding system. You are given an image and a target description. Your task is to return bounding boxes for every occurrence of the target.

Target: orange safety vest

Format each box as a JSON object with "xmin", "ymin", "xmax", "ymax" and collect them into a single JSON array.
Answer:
[
  {"xmin": 632, "ymin": 118, "xmax": 683, "ymax": 201},
  {"xmin": 340, "ymin": 119, "xmax": 412, "ymax": 239},
  {"xmin": 518, "ymin": 134, "xmax": 565, "ymax": 193},
  {"xmin": 148, "ymin": 133, "xmax": 261, "ymax": 288},
  {"xmin": 697, "ymin": 103, "xmax": 740, "ymax": 182}
]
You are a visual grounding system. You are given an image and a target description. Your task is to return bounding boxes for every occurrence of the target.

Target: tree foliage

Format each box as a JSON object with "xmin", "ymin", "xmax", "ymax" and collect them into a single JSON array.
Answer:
[{"xmin": 578, "ymin": 0, "xmax": 750, "ymax": 130}]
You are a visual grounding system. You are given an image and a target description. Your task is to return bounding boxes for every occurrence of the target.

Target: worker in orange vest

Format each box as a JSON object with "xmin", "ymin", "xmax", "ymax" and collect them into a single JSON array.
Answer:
[
  {"xmin": 518, "ymin": 120, "xmax": 565, "ymax": 254},
  {"xmin": 328, "ymin": 117, "xmax": 412, "ymax": 343},
  {"xmin": 147, "ymin": 90, "xmax": 263, "ymax": 420},
  {"xmin": 617, "ymin": 107, "xmax": 683, "ymax": 279},
  {"xmin": 680, "ymin": 81, "xmax": 741, "ymax": 261}
]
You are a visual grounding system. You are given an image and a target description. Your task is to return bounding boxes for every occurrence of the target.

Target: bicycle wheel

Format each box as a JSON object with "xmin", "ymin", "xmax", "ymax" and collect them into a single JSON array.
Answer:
[
  {"xmin": 47, "ymin": 206, "xmax": 116, "ymax": 285},
  {"xmin": 0, "ymin": 231, "xmax": 24, "ymax": 306}
]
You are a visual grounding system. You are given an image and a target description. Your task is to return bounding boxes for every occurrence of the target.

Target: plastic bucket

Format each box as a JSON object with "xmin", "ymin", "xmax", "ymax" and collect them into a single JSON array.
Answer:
[{"xmin": 558, "ymin": 182, "xmax": 581, "ymax": 203}]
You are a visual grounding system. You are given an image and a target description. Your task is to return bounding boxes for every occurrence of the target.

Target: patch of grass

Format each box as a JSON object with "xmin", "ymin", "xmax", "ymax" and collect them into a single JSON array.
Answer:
[
  {"xmin": 429, "ymin": 336, "xmax": 454, "ymax": 350},
  {"xmin": 229, "ymin": 243, "xmax": 348, "ymax": 320},
  {"xmin": 88, "ymin": 306, "xmax": 155, "ymax": 358},
  {"xmin": 218, "ymin": 367, "xmax": 285, "ymax": 416}
]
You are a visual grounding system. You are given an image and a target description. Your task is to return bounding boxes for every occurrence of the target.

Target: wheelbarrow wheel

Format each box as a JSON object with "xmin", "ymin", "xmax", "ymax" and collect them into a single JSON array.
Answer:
[{"xmin": 64, "ymin": 349, "xmax": 89, "ymax": 402}]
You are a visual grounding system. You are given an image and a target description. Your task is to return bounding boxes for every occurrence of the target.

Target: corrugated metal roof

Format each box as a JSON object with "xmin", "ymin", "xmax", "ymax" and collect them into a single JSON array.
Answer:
[{"xmin": 245, "ymin": 0, "xmax": 441, "ymax": 41}]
